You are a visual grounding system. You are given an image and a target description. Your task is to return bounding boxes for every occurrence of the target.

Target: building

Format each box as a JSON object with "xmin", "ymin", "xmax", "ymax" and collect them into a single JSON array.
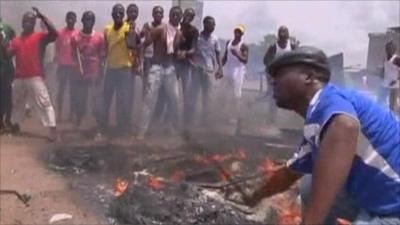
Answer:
[{"xmin": 366, "ymin": 26, "xmax": 400, "ymax": 73}]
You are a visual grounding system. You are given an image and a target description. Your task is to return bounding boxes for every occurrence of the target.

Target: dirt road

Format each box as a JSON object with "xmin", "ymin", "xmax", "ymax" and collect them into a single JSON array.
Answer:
[{"xmin": 0, "ymin": 119, "xmax": 107, "ymax": 225}]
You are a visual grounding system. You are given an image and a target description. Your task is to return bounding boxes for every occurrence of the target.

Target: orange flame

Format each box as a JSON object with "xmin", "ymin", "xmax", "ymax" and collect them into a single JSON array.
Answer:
[
  {"xmin": 219, "ymin": 170, "xmax": 231, "ymax": 182},
  {"xmin": 171, "ymin": 170, "xmax": 186, "ymax": 182},
  {"xmin": 193, "ymin": 150, "xmax": 247, "ymax": 164},
  {"xmin": 258, "ymin": 157, "xmax": 277, "ymax": 176},
  {"xmin": 272, "ymin": 194, "xmax": 302, "ymax": 225},
  {"xmin": 114, "ymin": 178, "xmax": 129, "ymax": 197},
  {"xmin": 148, "ymin": 176, "xmax": 165, "ymax": 190}
]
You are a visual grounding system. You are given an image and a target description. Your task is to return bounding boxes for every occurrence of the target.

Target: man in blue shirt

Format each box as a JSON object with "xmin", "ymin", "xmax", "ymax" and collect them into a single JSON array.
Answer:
[{"xmin": 245, "ymin": 46, "xmax": 400, "ymax": 225}]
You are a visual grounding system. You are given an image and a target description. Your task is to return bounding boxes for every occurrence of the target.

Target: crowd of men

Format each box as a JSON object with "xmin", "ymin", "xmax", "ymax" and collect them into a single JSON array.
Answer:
[
  {"xmin": 0, "ymin": 4, "xmax": 251, "ymax": 141},
  {"xmin": 0, "ymin": 4, "xmax": 399, "ymax": 225}
]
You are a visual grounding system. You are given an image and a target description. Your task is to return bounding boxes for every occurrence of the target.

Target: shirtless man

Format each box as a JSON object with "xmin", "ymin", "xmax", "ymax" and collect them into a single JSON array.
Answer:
[{"xmin": 136, "ymin": 6, "xmax": 183, "ymax": 140}]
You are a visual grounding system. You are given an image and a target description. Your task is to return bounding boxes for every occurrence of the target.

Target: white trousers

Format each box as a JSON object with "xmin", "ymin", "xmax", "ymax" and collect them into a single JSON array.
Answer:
[{"xmin": 12, "ymin": 77, "xmax": 56, "ymax": 127}]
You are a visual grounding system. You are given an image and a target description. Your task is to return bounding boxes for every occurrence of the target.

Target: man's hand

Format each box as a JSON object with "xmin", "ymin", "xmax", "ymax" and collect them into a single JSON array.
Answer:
[
  {"xmin": 243, "ymin": 166, "xmax": 302, "ymax": 208},
  {"xmin": 177, "ymin": 50, "xmax": 186, "ymax": 60},
  {"xmin": 32, "ymin": 7, "xmax": 43, "ymax": 19},
  {"xmin": 215, "ymin": 68, "xmax": 223, "ymax": 80}
]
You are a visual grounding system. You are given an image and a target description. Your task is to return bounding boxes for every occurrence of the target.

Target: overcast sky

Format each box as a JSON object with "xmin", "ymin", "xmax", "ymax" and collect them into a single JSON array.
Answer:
[
  {"xmin": 203, "ymin": 1, "xmax": 399, "ymax": 67},
  {"xmin": 1, "ymin": 0, "xmax": 399, "ymax": 67}
]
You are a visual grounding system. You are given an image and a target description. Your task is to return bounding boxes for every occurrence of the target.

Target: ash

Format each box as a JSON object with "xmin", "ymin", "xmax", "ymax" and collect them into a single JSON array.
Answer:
[{"xmin": 109, "ymin": 178, "xmax": 265, "ymax": 225}]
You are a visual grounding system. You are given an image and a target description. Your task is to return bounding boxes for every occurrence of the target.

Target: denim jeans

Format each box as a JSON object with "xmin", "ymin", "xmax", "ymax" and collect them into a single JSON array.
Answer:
[
  {"xmin": 186, "ymin": 67, "xmax": 214, "ymax": 128},
  {"xmin": 101, "ymin": 68, "xmax": 134, "ymax": 134},
  {"xmin": 176, "ymin": 61, "xmax": 193, "ymax": 128},
  {"xmin": 138, "ymin": 64, "xmax": 179, "ymax": 136},
  {"xmin": 70, "ymin": 74, "xmax": 102, "ymax": 125},
  {"xmin": 56, "ymin": 65, "xmax": 75, "ymax": 119}
]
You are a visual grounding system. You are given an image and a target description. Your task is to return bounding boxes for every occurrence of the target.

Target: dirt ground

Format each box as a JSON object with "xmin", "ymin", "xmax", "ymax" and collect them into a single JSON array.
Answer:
[
  {"xmin": 0, "ymin": 75, "xmax": 303, "ymax": 225},
  {"xmin": 0, "ymin": 119, "xmax": 108, "ymax": 225}
]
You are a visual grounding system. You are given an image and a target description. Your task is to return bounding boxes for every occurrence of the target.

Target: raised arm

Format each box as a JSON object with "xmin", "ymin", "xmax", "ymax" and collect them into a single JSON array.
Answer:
[
  {"xmin": 302, "ymin": 114, "xmax": 359, "ymax": 225},
  {"xmin": 32, "ymin": 7, "xmax": 57, "ymax": 42}
]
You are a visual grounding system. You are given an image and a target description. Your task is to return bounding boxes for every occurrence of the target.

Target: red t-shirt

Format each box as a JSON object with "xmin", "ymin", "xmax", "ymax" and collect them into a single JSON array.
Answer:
[
  {"xmin": 55, "ymin": 28, "xmax": 77, "ymax": 66},
  {"xmin": 10, "ymin": 32, "xmax": 48, "ymax": 79},
  {"xmin": 71, "ymin": 31, "xmax": 105, "ymax": 79}
]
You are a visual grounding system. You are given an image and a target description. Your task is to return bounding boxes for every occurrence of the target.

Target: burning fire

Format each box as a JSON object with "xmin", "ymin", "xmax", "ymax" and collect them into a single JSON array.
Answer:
[
  {"xmin": 194, "ymin": 149, "xmax": 247, "ymax": 164},
  {"xmin": 272, "ymin": 193, "xmax": 302, "ymax": 225},
  {"xmin": 171, "ymin": 170, "xmax": 186, "ymax": 182},
  {"xmin": 114, "ymin": 178, "xmax": 129, "ymax": 197},
  {"xmin": 148, "ymin": 175, "xmax": 165, "ymax": 190},
  {"xmin": 258, "ymin": 157, "xmax": 279, "ymax": 178}
]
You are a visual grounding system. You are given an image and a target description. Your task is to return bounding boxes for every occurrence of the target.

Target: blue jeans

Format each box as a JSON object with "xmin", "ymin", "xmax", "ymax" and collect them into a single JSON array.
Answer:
[
  {"xmin": 300, "ymin": 175, "xmax": 400, "ymax": 225},
  {"xmin": 186, "ymin": 67, "xmax": 214, "ymax": 128},
  {"xmin": 176, "ymin": 61, "xmax": 193, "ymax": 128},
  {"xmin": 138, "ymin": 64, "xmax": 179, "ymax": 136},
  {"xmin": 101, "ymin": 68, "xmax": 134, "ymax": 134}
]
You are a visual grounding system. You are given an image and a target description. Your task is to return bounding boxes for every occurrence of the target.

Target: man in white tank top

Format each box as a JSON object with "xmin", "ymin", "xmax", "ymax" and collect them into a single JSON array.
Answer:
[
  {"xmin": 380, "ymin": 41, "xmax": 400, "ymax": 113},
  {"xmin": 262, "ymin": 26, "xmax": 296, "ymax": 124},
  {"xmin": 221, "ymin": 25, "xmax": 249, "ymax": 132}
]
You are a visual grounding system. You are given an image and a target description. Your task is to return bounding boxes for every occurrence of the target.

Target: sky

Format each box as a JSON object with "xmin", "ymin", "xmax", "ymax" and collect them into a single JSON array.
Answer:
[{"xmin": 1, "ymin": 0, "xmax": 399, "ymax": 67}]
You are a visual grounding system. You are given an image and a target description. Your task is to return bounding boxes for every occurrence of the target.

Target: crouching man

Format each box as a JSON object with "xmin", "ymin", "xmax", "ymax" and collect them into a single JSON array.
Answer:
[{"xmin": 244, "ymin": 46, "xmax": 400, "ymax": 225}]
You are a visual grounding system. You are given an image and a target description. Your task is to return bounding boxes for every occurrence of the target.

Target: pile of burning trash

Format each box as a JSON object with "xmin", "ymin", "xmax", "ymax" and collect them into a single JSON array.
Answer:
[
  {"xmin": 110, "ymin": 173, "xmax": 265, "ymax": 225},
  {"xmin": 46, "ymin": 143, "xmax": 301, "ymax": 225}
]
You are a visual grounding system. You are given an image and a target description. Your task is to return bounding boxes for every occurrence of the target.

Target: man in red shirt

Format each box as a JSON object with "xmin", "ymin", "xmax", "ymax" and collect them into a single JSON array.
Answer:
[
  {"xmin": 0, "ymin": 7, "xmax": 58, "ymax": 141},
  {"xmin": 71, "ymin": 11, "xmax": 106, "ymax": 128},
  {"xmin": 55, "ymin": 11, "xmax": 77, "ymax": 121}
]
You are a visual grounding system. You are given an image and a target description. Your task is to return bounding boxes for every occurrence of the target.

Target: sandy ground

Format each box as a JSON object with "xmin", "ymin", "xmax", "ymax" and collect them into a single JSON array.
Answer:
[{"xmin": 0, "ymin": 119, "xmax": 107, "ymax": 225}]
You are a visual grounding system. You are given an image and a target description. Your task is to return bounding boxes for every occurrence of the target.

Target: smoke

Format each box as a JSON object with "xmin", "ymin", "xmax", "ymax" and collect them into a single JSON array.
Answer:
[{"xmin": 0, "ymin": 1, "xmax": 172, "ymax": 33}]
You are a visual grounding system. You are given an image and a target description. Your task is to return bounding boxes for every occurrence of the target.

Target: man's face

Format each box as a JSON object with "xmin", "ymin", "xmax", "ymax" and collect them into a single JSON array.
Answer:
[
  {"xmin": 152, "ymin": 7, "xmax": 163, "ymax": 23},
  {"xmin": 234, "ymin": 29, "xmax": 243, "ymax": 39},
  {"xmin": 278, "ymin": 27, "xmax": 289, "ymax": 42},
  {"xmin": 204, "ymin": 19, "xmax": 215, "ymax": 33},
  {"xmin": 66, "ymin": 13, "xmax": 76, "ymax": 29},
  {"xmin": 182, "ymin": 9, "xmax": 194, "ymax": 25},
  {"xmin": 270, "ymin": 66, "xmax": 307, "ymax": 109},
  {"xmin": 126, "ymin": 5, "xmax": 138, "ymax": 21},
  {"xmin": 169, "ymin": 9, "xmax": 182, "ymax": 26},
  {"xmin": 112, "ymin": 5, "xmax": 125, "ymax": 25},
  {"xmin": 22, "ymin": 13, "xmax": 36, "ymax": 33},
  {"xmin": 82, "ymin": 13, "xmax": 95, "ymax": 31}
]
